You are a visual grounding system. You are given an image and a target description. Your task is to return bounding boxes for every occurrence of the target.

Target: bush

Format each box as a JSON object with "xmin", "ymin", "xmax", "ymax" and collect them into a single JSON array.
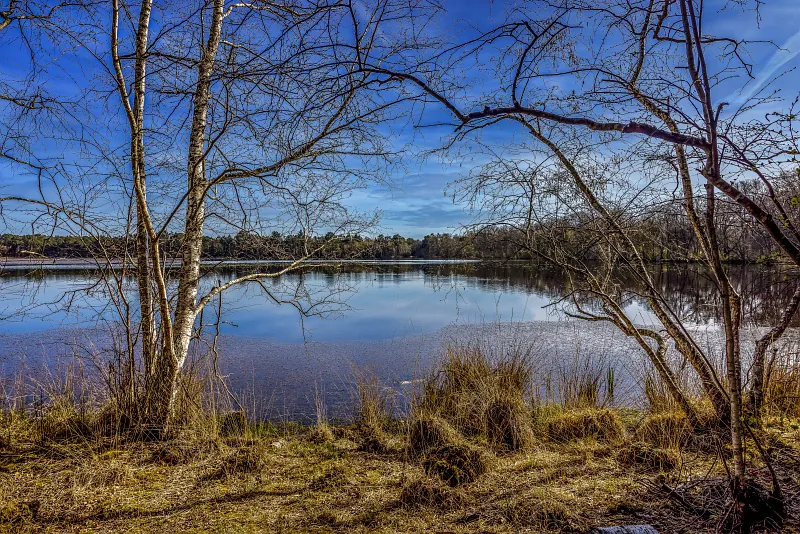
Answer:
[
  {"xmin": 422, "ymin": 444, "xmax": 487, "ymax": 487},
  {"xmin": 407, "ymin": 415, "xmax": 459, "ymax": 458},
  {"xmin": 485, "ymin": 397, "xmax": 533, "ymax": 451},
  {"xmin": 399, "ymin": 477, "xmax": 466, "ymax": 509},
  {"xmin": 545, "ymin": 408, "xmax": 624, "ymax": 443}
]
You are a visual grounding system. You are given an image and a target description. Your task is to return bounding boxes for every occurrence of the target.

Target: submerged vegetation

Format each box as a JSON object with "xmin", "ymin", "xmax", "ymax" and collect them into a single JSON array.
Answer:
[{"xmin": 1, "ymin": 346, "xmax": 798, "ymax": 533}]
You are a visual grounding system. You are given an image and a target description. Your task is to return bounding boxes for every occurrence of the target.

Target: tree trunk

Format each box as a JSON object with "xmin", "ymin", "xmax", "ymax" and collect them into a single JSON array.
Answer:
[{"xmin": 163, "ymin": 0, "xmax": 225, "ymax": 422}]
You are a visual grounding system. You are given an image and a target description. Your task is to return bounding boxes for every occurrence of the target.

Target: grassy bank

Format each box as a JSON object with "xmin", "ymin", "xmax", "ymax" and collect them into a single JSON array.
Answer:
[{"xmin": 1, "ymin": 348, "xmax": 799, "ymax": 533}]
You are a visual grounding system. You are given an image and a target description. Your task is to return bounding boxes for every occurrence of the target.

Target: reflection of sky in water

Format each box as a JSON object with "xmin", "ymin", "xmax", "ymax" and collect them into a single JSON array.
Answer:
[
  {"xmin": 219, "ymin": 271, "xmax": 557, "ymax": 343},
  {"xmin": 0, "ymin": 266, "xmax": 659, "ymax": 342}
]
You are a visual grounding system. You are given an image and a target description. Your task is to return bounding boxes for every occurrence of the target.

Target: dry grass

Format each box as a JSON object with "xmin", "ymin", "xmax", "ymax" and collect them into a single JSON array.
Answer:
[
  {"xmin": 617, "ymin": 441, "xmax": 681, "ymax": 472},
  {"xmin": 422, "ymin": 443, "xmax": 488, "ymax": 487},
  {"xmin": 0, "ymin": 409, "xmax": 798, "ymax": 533},
  {"xmin": 415, "ymin": 345, "xmax": 534, "ymax": 452},
  {"xmin": 635, "ymin": 411, "xmax": 692, "ymax": 449},
  {"xmin": 406, "ymin": 414, "xmax": 459, "ymax": 458},
  {"xmin": 765, "ymin": 352, "xmax": 800, "ymax": 419},
  {"xmin": 543, "ymin": 407, "xmax": 625, "ymax": 443},
  {"xmin": 398, "ymin": 477, "xmax": 467, "ymax": 509},
  {"xmin": 2, "ymin": 346, "xmax": 799, "ymax": 533}
]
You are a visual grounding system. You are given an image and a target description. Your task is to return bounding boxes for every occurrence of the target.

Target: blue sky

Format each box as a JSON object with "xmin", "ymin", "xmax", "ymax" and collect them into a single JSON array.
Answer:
[{"xmin": 1, "ymin": 0, "xmax": 798, "ymax": 238}]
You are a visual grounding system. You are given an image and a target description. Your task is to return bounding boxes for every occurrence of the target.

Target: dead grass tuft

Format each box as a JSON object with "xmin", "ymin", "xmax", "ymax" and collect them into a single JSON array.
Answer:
[
  {"xmin": 307, "ymin": 424, "xmax": 335, "ymax": 444},
  {"xmin": 205, "ymin": 443, "xmax": 267, "ymax": 480},
  {"xmin": 356, "ymin": 424, "xmax": 392, "ymax": 453},
  {"xmin": 417, "ymin": 344, "xmax": 534, "ymax": 447},
  {"xmin": 218, "ymin": 411, "xmax": 247, "ymax": 437},
  {"xmin": 34, "ymin": 400, "xmax": 94, "ymax": 444},
  {"xmin": 485, "ymin": 397, "xmax": 534, "ymax": 451},
  {"xmin": 422, "ymin": 443, "xmax": 487, "ymax": 487},
  {"xmin": 407, "ymin": 414, "xmax": 459, "ymax": 457},
  {"xmin": 399, "ymin": 476, "xmax": 467, "ymax": 509},
  {"xmin": 636, "ymin": 411, "xmax": 691, "ymax": 449},
  {"xmin": 617, "ymin": 441, "xmax": 680, "ymax": 472},
  {"xmin": 544, "ymin": 408, "xmax": 624, "ymax": 443},
  {"xmin": 309, "ymin": 462, "xmax": 351, "ymax": 490},
  {"xmin": 72, "ymin": 457, "xmax": 132, "ymax": 488},
  {"xmin": 765, "ymin": 353, "xmax": 800, "ymax": 418},
  {"xmin": 501, "ymin": 494, "xmax": 582, "ymax": 531}
]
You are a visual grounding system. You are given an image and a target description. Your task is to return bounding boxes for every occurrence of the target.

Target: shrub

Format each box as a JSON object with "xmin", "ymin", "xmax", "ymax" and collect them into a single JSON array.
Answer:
[
  {"xmin": 423, "ymin": 444, "xmax": 487, "ymax": 487},
  {"xmin": 407, "ymin": 415, "xmax": 459, "ymax": 458},
  {"xmin": 544, "ymin": 408, "xmax": 624, "ymax": 443},
  {"xmin": 399, "ymin": 477, "xmax": 466, "ymax": 509}
]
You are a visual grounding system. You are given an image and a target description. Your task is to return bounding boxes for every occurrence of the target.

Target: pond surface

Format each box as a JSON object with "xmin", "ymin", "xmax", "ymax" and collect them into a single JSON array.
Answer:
[{"xmin": 0, "ymin": 261, "xmax": 797, "ymax": 421}]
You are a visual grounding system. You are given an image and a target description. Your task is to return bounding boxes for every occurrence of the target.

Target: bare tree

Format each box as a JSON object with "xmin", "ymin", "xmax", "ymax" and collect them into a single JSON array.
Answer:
[
  {"xmin": 366, "ymin": 0, "xmax": 798, "ymax": 517},
  {"xmin": 1, "ymin": 0, "xmax": 438, "ymax": 425}
]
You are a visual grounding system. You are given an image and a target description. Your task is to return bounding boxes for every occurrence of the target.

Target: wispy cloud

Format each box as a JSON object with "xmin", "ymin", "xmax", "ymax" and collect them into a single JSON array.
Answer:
[{"xmin": 727, "ymin": 30, "xmax": 800, "ymax": 105}]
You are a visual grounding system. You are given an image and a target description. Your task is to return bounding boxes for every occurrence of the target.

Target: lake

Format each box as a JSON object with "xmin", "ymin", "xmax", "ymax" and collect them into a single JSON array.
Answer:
[{"xmin": 1, "ymin": 261, "xmax": 798, "ymax": 421}]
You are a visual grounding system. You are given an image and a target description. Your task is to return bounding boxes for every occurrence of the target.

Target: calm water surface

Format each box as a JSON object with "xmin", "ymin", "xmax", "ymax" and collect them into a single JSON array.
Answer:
[{"xmin": 1, "ymin": 261, "xmax": 797, "ymax": 420}]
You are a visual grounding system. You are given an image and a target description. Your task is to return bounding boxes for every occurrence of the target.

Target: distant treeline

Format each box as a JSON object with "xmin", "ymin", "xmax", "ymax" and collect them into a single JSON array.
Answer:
[
  {"xmin": 0, "ymin": 214, "xmax": 788, "ymax": 263},
  {"xmin": 0, "ymin": 232, "xmax": 485, "ymax": 260}
]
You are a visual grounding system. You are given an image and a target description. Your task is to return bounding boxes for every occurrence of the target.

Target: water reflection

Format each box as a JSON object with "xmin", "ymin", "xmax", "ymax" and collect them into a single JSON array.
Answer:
[{"xmin": 1, "ymin": 262, "xmax": 797, "ymax": 340}]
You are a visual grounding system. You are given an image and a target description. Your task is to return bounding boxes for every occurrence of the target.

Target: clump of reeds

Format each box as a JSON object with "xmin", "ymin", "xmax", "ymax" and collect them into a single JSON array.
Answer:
[
  {"xmin": 764, "ymin": 350, "xmax": 800, "ymax": 418},
  {"xmin": 544, "ymin": 407, "xmax": 624, "ymax": 443},
  {"xmin": 415, "ymin": 344, "xmax": 534, "ymax": 451}
]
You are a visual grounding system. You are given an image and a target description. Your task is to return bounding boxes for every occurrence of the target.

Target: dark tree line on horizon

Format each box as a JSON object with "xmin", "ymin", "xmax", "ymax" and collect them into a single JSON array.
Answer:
[{"xmin": 3, "ymin": 177, "xmax": 796, "ymax": 263}]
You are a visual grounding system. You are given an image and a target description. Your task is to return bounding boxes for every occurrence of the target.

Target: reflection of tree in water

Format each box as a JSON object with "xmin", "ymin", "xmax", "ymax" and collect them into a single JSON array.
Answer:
[
  {"xmin": 4, "ymin": 261, "xmax": 795, "ymax": 328},
  {"xmin": 293, "ymin": 262, "xmax": 800, "ymax": 328}
]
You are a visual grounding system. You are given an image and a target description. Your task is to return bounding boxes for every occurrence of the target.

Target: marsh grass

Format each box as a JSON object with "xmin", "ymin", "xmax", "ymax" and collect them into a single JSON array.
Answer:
[
  {"xmin": 1, "ymin": 344, "xmax": 799, "ymax": 533},
  {"xmin": 415, "ymin": 344, "xmax": 534, "ymax": 451},
  {"xmin": 764, "ymin": 350, "xmax": 800, "ymax": 419}
]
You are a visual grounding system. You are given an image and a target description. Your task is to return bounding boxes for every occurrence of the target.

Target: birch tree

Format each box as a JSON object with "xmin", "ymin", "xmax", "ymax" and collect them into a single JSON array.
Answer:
[{"xmin": 1, "ymin": 0, "xmax": 438, "ymax": 425}]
